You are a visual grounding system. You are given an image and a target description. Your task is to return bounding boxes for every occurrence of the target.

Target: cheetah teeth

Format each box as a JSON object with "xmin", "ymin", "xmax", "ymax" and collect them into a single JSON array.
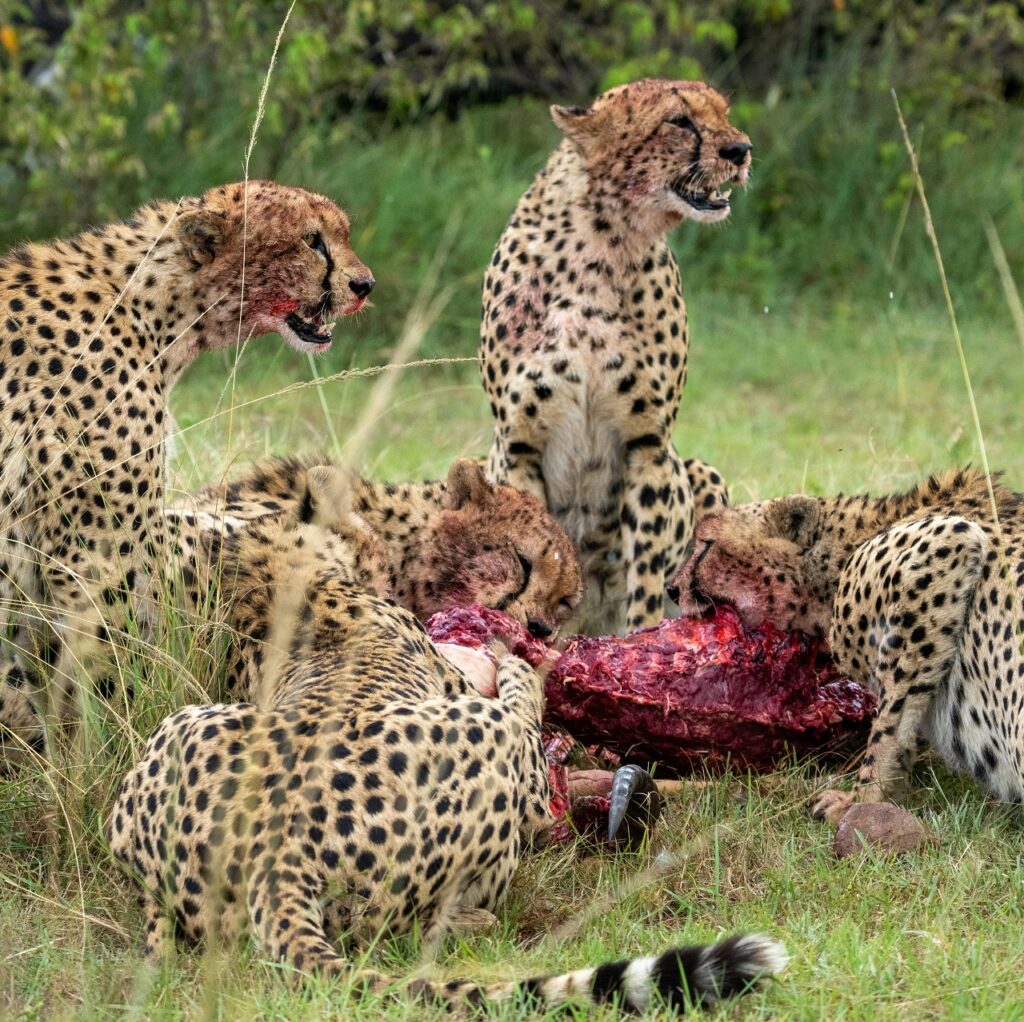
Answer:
[
  {"xmin": 285, "ymin": 310, "xmax": 334, "ymax": 345},
  {"xmin": 669, "ymin": 180, "xmax": 732, "ymax": 212}
]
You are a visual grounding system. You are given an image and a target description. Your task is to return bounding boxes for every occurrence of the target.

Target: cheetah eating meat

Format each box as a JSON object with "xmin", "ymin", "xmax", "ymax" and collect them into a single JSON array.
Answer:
[
  {"xmin": 109, "ymin": 503, "xmax": 786, "ymax": 1011},
  {"xmin": 672, "ymin": 468, "xmax": 1024, "ymax": 822},
  {"xmin": 178, "ymin": 455, "xmax": 583, "ymax": 652},
  {"xmin": 427, "ymin": 604, "xmax": 875, "ymax": 780}
]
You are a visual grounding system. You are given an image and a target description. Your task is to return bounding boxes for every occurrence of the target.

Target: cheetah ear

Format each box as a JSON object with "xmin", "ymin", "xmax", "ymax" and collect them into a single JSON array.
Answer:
[
  {"xmin": 769, "ymin": 497, "xmax": 820, "ymax": 549},
  {"xmin": 444, "ymin": 459, "xmax": 493, "ymax": 511},
  {"xmin": 174, "ymin": 208, "xmax": 229, "ymax": 265},
  {"xmin": 550, "ymin": 104, "xmax": 603, "ymax": 148},
  {"xmin": 299, "ymin": 465, "xmax": 352, "ymax": 525}
]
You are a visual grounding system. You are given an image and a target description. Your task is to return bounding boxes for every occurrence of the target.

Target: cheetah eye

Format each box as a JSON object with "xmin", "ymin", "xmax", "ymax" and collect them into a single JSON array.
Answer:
[
  {"xmin": 667, "ymin": 114, "xmax": 698, "ymax": 133},
  {"xmin": 515, "ymin": 551, "xmax": 533, "ymax": 587},
  {"xmin": 558, "ymin": 597, "xmax": 575, "ymax": 612},
  {"xmin": 303, "ymin": 231, "xmax": 328, "ymax": 258}
]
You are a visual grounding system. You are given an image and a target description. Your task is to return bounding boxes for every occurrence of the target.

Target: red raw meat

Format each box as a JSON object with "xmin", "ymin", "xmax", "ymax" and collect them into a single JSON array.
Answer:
[
  {"xmin": 426, "ymin": 604, "xmax": 875, "ymax": 776},
  {"xmin": 425, "ymin": 604, "xmax": 549, "ymax": 665}
]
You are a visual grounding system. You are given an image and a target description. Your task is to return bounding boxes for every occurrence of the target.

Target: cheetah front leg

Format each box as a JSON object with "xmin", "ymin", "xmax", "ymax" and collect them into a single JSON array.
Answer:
[
  {"xmin": 485, "ymin": 428, "xmax": 549, "ymax": 505},
  {"xmin": 0, "ymin": 532, "xmax": 51, "ymax": 767},
  {"xmin": 810, "ymin": 516, "xmax": 986, "ymax": 825},
  {"xmin": 619, "ymin": 437, "xmax": 677, "ymax": 632},
  {"xmin": 491, "ymin": 648, "xmax": 551, "ymax": 838},
  {"xmin": 141, "ymin": 898, "xmax": 173, "ymax": 961},
  {"xmin": 0, "ymin": 662, "xmax": 47, "ymax": 770}
]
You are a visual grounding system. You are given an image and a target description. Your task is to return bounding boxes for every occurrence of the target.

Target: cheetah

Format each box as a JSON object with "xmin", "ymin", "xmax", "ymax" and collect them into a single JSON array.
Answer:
[
  {"xmin": 182, "ymin": 454, "xmax": 583, "ymax": 643},
  {"xmin": 480, "ymin": 78, "xmax": 744, "ymax": 636},
  {"xmin": 0, "ymin": 180, "xmax": 373, "ymax": 761},
  {"xmin": 109, "ymin": 504, "xmax": 786, "ymax": 1010},
  {"xmin": 671, "ymin": 468, "xmax": 1024, "ymax": 823},
  {"xmin": 163, "ymin": 487, "xmax": 395, "ymax": 706}
]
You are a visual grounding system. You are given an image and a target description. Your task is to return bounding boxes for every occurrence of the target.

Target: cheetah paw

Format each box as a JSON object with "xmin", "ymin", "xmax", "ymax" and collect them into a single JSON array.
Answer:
[
  {"xmin": 808, "ymin": 788, "xmax": 857, "ymax": 826},
  {"xmin": 435, "ymin": 907, "xmax": 499, "ymax": 939}
]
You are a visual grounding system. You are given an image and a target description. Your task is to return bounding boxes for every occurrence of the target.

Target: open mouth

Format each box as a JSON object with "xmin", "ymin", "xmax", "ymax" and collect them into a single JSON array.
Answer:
[
  {"xmin": 285, "ymin": 309, "xmax": 334, "ymax": 347},
  {"xmin": 276, "ymin": 294, "xmax": 368, "ymax": 352},
  {"xmin": 669, "ymin": 180, "xmax": 732, "ymax": 211}
]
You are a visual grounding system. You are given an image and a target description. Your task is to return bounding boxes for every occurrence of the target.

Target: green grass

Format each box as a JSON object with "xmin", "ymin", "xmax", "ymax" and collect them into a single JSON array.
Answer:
[
  {"xmin": 169, "ymin": 297, "xmax": 1024, "ymax": 498},
  {"xmin": 3, "ymin": 74, "xmax": 1024, "ymax": 1021},
  {"xmin": 4, "ymin": 761, "xmax": 1024, "ymax": 1020},
  {"xmin": 4, "ymin": 292, "xmax": 1023, "ymax": 1019}
]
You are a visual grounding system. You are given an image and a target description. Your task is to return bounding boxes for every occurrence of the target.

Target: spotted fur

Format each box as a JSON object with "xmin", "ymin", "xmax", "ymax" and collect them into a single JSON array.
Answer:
[
  {"xmin": 673, "ymin": 469, "xmax": 1024, "ymax": 821},
  {"xmin": 183, "ymin": 455, "xmax": 583, "ymax": 645},
  {"xmin": 0, "ymin": 181, "xmax": 372, "ymax": 763},
  {"xmin": 109, "ymin": 505, "xmax": 785, "ymax": 1010},
  {"xmin": 480, "ymin": 79, "xmax": 743, "ymax": 635}
]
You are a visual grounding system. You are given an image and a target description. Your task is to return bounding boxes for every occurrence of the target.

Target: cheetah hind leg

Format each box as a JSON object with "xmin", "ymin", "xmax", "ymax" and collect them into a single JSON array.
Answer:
[
  {"xmin": 810, "ymin": 517, "xmax": 986, "ymax": 825},
  {"xmin": 246, "ymin": 863, "xmax": 396, "ymax": 992},
  {"xmin": 0, "ymin": 659, "xmax": 47, "ymax": 771}
]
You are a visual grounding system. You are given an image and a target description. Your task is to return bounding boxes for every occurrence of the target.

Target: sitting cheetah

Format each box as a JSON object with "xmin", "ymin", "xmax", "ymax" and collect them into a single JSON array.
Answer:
[
  {"xmin": 480, "ymin": 78, "xmax": 744, "ymax": 635},
  {"xmin": 671, "ymin": 469, "xmax": 1024, "ymax": 822},
  {"xmin": 183, "ymin": 455, "xmax": 583, "ymax": 640},
  {"xmin": 0, "ymin": 180, "xmax": 374, "ymax": 761},
  {"xmin": 109, "ymin": 509, "xmax": 786, "ymax": 1010}
]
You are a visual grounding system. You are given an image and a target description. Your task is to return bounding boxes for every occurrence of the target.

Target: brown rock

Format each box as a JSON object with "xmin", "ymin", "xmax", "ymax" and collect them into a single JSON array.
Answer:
[{"xmin": 833, "ymin": 802, "xmax": 933, "ymax": 859}]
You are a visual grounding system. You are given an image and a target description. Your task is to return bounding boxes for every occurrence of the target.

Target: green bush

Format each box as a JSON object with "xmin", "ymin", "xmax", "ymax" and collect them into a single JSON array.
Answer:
[{"xmin": 0, "ymin": 1, "xmax": 1021, "ymax": 319}]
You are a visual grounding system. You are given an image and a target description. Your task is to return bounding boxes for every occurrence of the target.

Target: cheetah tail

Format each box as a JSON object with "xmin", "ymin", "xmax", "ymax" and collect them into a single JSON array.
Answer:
[{"xmin": 412, "ymin": 932, "xmax": 787, "ymax": 1013}]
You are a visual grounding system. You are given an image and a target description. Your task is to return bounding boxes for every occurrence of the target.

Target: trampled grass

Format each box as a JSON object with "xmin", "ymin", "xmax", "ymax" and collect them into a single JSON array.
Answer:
[{"xmin": 3, "ymin": 40, "xmax": 1024, "ymax": 1020}]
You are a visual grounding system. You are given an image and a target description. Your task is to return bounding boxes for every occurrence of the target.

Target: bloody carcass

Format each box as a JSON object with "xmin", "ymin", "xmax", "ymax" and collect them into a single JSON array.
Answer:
[{"xmin": 426, "ymin": 604, "xmax": 875, "ymax": 777}]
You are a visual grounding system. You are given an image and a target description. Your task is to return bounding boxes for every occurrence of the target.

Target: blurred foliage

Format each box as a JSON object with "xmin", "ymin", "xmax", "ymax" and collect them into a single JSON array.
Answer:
[{"xmin": 0, "ymin": 0, "xmax": 1022, "ymax": 318}]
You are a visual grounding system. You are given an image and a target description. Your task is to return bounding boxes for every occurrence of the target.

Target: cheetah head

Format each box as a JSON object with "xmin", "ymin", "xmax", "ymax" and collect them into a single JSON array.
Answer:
[
  {"xmin": 670, "ymin": 497, "xmax": 833, "ymax": 637},
  {"xmin": 552, "ymin": 78, "xmax": 751, "ymax": 229},
  {"xmin": 173, "ymin": 180, "xmax": 374, "ymax": 354},
  {"xmin": 417, "ymin": 460, "xmax": 583, "ymax": 639},
  {"xmin": 297, "ymin": 465, "xmax": 394, "ymax": 599}
]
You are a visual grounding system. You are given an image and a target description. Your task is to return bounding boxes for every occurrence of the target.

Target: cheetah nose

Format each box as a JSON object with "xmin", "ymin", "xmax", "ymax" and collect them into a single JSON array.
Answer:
[
  {"xmin": 666, "ymin": 584, "xmax": 681, "ymax": 604},
  {"xmin": 349, "ymin": 276, "xmax": 375, "ymax": 299},
  {"xmin": 719, "ymin": 141, "xmax": 752, "ymax": 166},
  {"xmin": 527, "ymin": 618, "xmax": 553, "ymax": 639}
]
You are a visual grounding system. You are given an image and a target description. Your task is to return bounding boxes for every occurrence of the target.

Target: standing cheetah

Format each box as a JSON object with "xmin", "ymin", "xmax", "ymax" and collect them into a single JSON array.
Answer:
[
  {"xmin": 0, "ymin": 181, "xmax": 373, "ymax": 761},
  {"xmin": 672, "ymin": 469, "xmax": 1024, "ymax": 822},
  {"xmin": 109, "ymin": 507, "xmax": 786, "ymax": 1011},
  {"xmin": 480, "ymin": 79, "xmax": 744, "ymax": 635}
]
